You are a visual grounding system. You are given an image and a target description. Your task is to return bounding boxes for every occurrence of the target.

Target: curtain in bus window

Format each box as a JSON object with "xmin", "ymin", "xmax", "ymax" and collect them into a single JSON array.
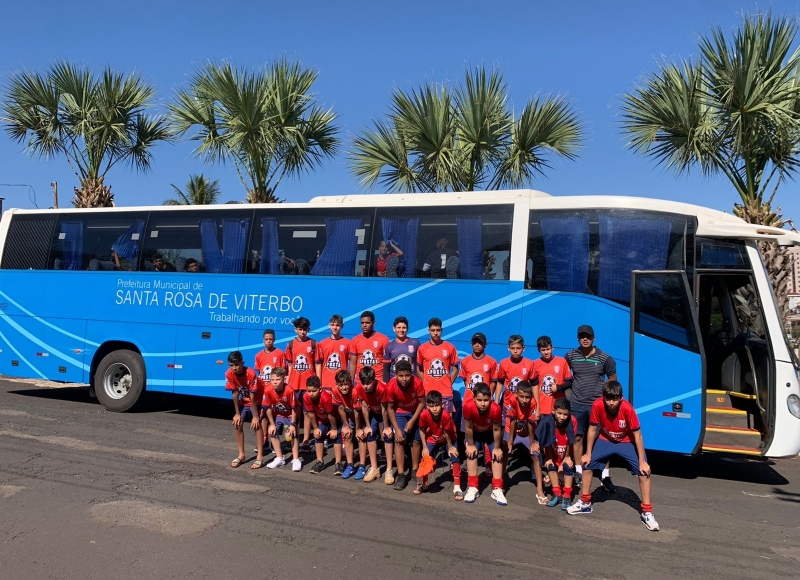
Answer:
[
  {"xmin": 311, "ymin": 217, "xmax": 361, "ymax": 276},
  {"xmin": 259, "ymin": 217, "xmax": 281, "ymax": 274},
  {"xmin": 456, "ymin": 217, "xmax": 483, "ymax": 279},
  {"xmin": 111, "ymin": 220, "xmax": 144, "ymax": 268},
  {"xmin": 539, "ymin": 216, "xmax": 589, "ymax": 292},
  {"xmin": 381, "ymin": 217, "xmax": 420, "ymax": 277},
  {"xmin": 199, "ymin": 219, "xmax": 223, "ymax": 273},
  {"xmin": 598, "ymin": 216, "xmax": 671, "ymax": 302},
  {"xmin": 221, "ymin": 218, "xmax": 250, "ymax": 274},
  {"xmin": 60, "ymin": 221, "xmax": 84, "ymax": 270}
]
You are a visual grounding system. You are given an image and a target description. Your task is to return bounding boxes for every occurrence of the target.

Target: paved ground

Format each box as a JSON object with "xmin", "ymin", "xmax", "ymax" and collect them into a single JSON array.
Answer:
[{"xmin": 0, "ymin": 379, "xmax": 799, "ymax": 580}]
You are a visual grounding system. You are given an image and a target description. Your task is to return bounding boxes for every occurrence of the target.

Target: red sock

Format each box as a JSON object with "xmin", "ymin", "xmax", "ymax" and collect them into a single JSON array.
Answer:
[
  {"xmin": 641, "ymin": 503, "xmax": 653, "ymax": 512},
  {"xmin": 563, "ymin": 487, "xmax": 572, "ymax": 499},
  {"xmin": 452, "ymin": 463, "xmax": 462, "ymax": 482},
  {"xmin": 552, "ymin": 485, "xmax": 562, "ymax": 498},
  {"xmin": 491, "ymin": 477, "xmax": 503, "ymax": 490},
  {"xmin": 468, "ymin": 475, "xmax": 479, "ymax": 488},
  {"xmin": 581, "ymin": 493, "xmax": 592, "ymax": 504}
]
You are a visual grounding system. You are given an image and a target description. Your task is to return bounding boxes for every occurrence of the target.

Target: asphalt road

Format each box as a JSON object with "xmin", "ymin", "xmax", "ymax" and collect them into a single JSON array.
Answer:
[{"xmin": 1, "ymin": 379, "xmax": 799, "ymax": 580}]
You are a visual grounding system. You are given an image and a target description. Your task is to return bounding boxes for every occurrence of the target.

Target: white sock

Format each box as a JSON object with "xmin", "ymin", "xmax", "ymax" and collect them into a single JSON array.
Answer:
[
  {"xmin": 575, "ymin": 465, "xmax": 583, "ymax": 474},
  {"xmin": 602, "ymin": 468, "xmax": 610, "ymax": 479}
]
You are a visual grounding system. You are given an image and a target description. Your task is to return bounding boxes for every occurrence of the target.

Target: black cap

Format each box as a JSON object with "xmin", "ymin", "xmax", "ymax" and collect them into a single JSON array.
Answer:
[
  {"xmin": 577, "ymin": 324, "xmax": 594, "ymax": 337},
  {"xmin": 471, "ymin": 332, "xmax": 487, "ymax": 344}
]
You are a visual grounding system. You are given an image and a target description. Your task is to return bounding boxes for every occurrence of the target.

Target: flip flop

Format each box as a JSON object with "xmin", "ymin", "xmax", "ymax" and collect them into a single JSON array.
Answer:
[
  {"xmin": 231, "ymin": 457, "xmax": 245, "ymax": 468},
  {"xmin": 454, "ymin": 489, "xmax": 464, "ymax": 501},
  {"xmin": 250, "ymin": 460, "xmax": 263, "ymax": 470},
  {"xmin": 536, "ymin": 494, "xmax": 549, "ymax": 505}
]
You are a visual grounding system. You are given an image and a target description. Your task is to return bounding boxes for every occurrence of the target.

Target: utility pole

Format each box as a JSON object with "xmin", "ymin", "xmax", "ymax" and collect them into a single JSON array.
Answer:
[{"xmin": 51, "ymin": 181, "xmax": 58, "ymax": 209}]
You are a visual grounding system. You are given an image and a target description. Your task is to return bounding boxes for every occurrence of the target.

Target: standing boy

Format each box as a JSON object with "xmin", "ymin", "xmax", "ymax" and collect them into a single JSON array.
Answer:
[
  {"xmin": 317, "ymin": 314, "xmax": 351, "ymax": 391},
  {"xmin": 567, "ymin": 380, "xmax": 659, "ymax": 531},
  {"xmin": 417, "ymin": 390, "xmax": 462, "ymax": 499},
  {"xmin": 225, "ymin": 350, "xmax": 265, "ymax": 469},
  {"xmin": 261, "ymin": 367, "xmax": 302, "ymax": 471},
  {"xmin": 462, "ymin": 382, "xmax": 506, "ymax": 505},
  {"xmin": 354, "ymin": 367, "xmax": 385, "ymax": 482},
  {"xmin": 416, "ymin": 318, "xmax": 459, "ymax": 414},
  {"xmin": 536, "ymin": 397, "xmax": 577, "ymax": 510},
  {"xmin": 383, "ymin": 316, "xmax": 421, "ymax": 382},
  {"xmin": 301, "ymin": 376, "xmax": 341, "ymax": 475},
  {"xmin": 254, "ymin": 329, "xmax": 286, "ymax": 382},
  {"xmin": 458, "ymin": 332, "xmax": 498, "ymax": 405},
  {"xmin": 495, "ymin": 335, "xmax": 538, "ymax": 407},
  {"xmin": 350, "ymin": 311, "xmax": 390, "ymax": 386},
  {"xmin": 286, "ymin": 317, "xmax": 317, "ymax": 403},
  {"xmin": 532, "ymin": 335, "xmax": 572, "ymax": 417},
  {"xmin": 382, "ymin": 360, "xmax": 426, "ymax": 490}
]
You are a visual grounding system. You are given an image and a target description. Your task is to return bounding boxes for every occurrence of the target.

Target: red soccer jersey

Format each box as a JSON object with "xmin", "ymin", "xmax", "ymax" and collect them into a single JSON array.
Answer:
[
  {"xmin": 317, "ymin": 337, "xmax": 351, "ymax": 389},
  {"xmin": 286, "ymin": 338, "xmax": 317, "ymax": 392},
  {"xmin": 462, "ymin": 399, "xmax": 502, "ymax": 433},
  {"xmin": 532, "ymin": 355, "xmax": 571, "ymax": 415},
  {"xmin": 418, "ymin": 408, "xmax": 457, "ymax": 445},
  {"xmin": 351, "ymin": 332, "xmax": 390, "ymax": 385},
  {"xmin": 355, "ymin": 383, "xmax": 385, "ymax": 415},
  {"xmin": 254, "ymin": 348, "xmax": 286, "ymax": 382},
  {"xmin": 458, "ymin": 354, "xmax": 498, "ymax": 402},
  {"xmin": 332, "ymin": 386, "xmax": 359, "ymax": 419},
  {"xmin": 590, "ymin": 398, "xmax": 640, "ymax": 443},
  {"xmin": 383, "ymin": 376, "xmax": 426, "ymax": 414},
  {"xmin": 262, "ymin": 384, "xmax": 297, "ymax": 418},
  {"xmin": 496, "ymin": 357, "xmax": 536, "ymax": 394},
  {"xmin": 416, "ymin": 340, "xmax": 459, "ymax": 397},
  {"xmin": 225, "ymin": 367, "xmax": 264, "ymax": 407},
  {"xmin": 303, "ymin": 390, "xmax": 335, "ymax": 425},
  {"xmin": 503, "ymin": 392, "xmax": 538, "ymax": 435},
  {"xmin": 553, "ymin": 416, "xmax": 578, "ymax": 464}
]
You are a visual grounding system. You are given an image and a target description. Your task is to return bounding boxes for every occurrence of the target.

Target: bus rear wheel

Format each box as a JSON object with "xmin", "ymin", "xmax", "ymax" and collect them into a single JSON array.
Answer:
[{"xmin": 94, "ymin": 350, "xmax": 145, "ymax": 412}]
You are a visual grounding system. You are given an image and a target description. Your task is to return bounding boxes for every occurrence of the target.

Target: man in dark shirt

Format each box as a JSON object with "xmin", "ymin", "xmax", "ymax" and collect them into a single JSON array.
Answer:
[
  {"xmin": 422, "ymin": 238, "xmax": 458, "ymax": 278},
  {"xmin": 564, "ymin": 324, "xmax": 617, "ymax": 491},
  {"xmin": 152, "ymin": 253, "xmax": 176, "ymax": 272}
]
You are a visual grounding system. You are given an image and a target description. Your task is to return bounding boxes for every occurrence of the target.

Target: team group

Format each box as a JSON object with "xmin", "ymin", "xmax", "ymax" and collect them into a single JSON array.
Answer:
[{"xmin": 224, "ymin": 312, "xmax": 660, "ymax": 532}]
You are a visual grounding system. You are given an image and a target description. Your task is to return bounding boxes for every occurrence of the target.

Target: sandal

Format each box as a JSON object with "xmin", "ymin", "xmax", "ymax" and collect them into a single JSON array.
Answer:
[
  {"xmin": 454, "ymin": 488, "xmax": 464, "ymax": 501},
  {"xmin": 250, "ymin": 459, "xmax": 263, "ymax": 470},
  {"xmin": 536, "ymin": 494, "xmax": 548, "ymax": 505},
  {"xmin": 231, "ymin": 457, "xmax": 245, "ymax": 468}
]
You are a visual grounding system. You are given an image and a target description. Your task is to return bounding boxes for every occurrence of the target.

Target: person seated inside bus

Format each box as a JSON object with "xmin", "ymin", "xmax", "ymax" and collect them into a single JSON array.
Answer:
[
  {"xmin": 422, "ymin": 238, "xmax": 458, "ymax": 278},
  {"xmin": 110, "ymin": 249, "xmax": 132, "ymax": 271},
  {"xmin": 151, "ymin": 253, "xmax": 176, "ymax": 272},
  {"xmin": 185, "ymin": 258, "xmax": 200, "ymax": 273},
  {"xmin": 371, "ymin": 240, "xmax": 403, "ymax": 277}
]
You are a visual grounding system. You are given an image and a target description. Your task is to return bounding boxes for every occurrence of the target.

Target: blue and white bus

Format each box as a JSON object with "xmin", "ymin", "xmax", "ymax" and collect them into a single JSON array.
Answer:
[{"xmin": 1, "ymin": 189, "xmax": 799, "ymax": 457}]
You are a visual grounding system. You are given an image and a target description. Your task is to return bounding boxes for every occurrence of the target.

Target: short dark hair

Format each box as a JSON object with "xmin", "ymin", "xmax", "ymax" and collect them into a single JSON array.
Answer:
[
  {"xmin": 428, "ymin": 317, "xmax": 442, "ymax": 328},
  {"xmin": 186, "ymin": 258, "xmax": 198, "ymax": 268},
  {"xmin": 395, "ymin": 360, "xmax": 412, "ymax": 374},
  {"xmin": 393, "ymin": 316, "xmax": 408, "ymax": 327},
  {"xmin": 335, "ymin": 370, "xmax": 352, "ymax": 386},
  {"xmin": 306, "ymin": 375, "xmax": 321, "ymax": 389},
  {"xmin": 603, "ymin": 380, "xmax": 623, "ymax": 399},
  {"xmin": 426, "ymin": 390, "xmax": 443, "ymax": 405},
  {"xmin": 516, "ymin": 380, "xmax": 533, "ymax": 394},
  {"xmin": 536, "ymin": 335, "xmax": 553, "ymax": 349},
  {"xmin": 293, "ymin": 317, "xmax": 310, "ymax": 330},
  {"xmin": 152, "ymin": 253, "xmax": 163, "ymax": 261},
  {"xmin": 329, "ymin": 314, "xmax": 344, "ymax": 325},
  {"xmin": 271, "ymin": 367, "xmax": 287, "ymax": 379},
  {"xmin": 263, "ymin": 329, "xmax": 275, "ymax": 338},
  {"xmin": 359, "ymin": 366, "xmax": 376, "ymax": 385},
  {"xmin": 361, "ymin": 310, "xmax": 375, "ymax": 322},
  {"xmin": 474, "ymin": 382, "xmax": 491, "ymax": 398},
  {"xmin": 227, "ymin": 350, "xmax": 243, "ymax": 364},
  {"xmin": 508, "ymin": 334, "xmax": 524, "ymax": 347},
  {"xmin": 554, "ymin": 397, "xmax": 570, "ymax": 412}
]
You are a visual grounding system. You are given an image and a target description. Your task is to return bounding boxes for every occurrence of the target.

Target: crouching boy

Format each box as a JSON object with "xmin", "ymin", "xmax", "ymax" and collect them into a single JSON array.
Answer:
[
  {"xmin": 416, "ymin": 390, "xmax": 461, "ymax": 498},
  {"xmin": 535, "ymin": 397, "xmax": 577, "ymax": 510}
]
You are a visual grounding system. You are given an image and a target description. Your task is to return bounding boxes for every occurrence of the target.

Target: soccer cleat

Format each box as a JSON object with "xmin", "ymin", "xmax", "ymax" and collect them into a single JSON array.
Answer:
[
  {"xmin": 546, "ymin": 495, "xmax": 561, "ymax": 508},
  {"xmin": 353, "ymin": 465, "xmax": 367, "ymax": 480},
  {"xmin": 309, "ymin": 460, "xmax": 324, "ymax": 474},
  {"xmin": 464, "ymin": 486, "xmax": 480, "ymax": 503},
  {"xmin": 561, "ymin": 497, "xmax": 572, "ymax": 511},
  {"xmin": 641, "ymin": 511, "xmax": 660, "ymax": 531},
  {"xmin": 266, "ymin": 457, "xmax": 285, "ymax": 469},
  {"xmin": 363, "ymin": 466, "xmax": 381, "ymax": 482},
  {"xmin": 601, "ymin": 476, "xmax": 617, "ymax": 493},
  {"xmin": 384, "ymin": 469, "xmax": 395, "ymax": 485},
  {"xmin": 393, "ymin": 472, "xmax": 407, "ymax": 491},
  {"xmin": 490, "ymin": 488, "xmax": 508, "ymax": 506},
  {"xmin": 566, "ymin": 500, "xmax": 593, "ymax": 515},
  {"xmin": 341, "ymin": 464, "xmax": 355, "ymax": 479},
  {"xmin": 334, "ymin": 461, "xmax": 345, "ymax": 476},
  {"xmin": 291, "ymin": 458, "xmax": 302, "ymax": 472}
]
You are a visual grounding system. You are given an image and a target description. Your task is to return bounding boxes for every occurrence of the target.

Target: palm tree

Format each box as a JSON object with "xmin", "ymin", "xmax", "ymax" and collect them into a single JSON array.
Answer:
[
  {"xmin": 2, "ymin": 61, "xmax": 170, "ymax": 207},
  {"xmin": 620, "ymin": 12, "xmax": 800, "ymax": 316},
  {"xmin": 164, "ymin": 174, "xmax": 222, "ymax": 205},
  {"xmin": 169, "ymin": 59, "xmax": 339, "ymax": 204},
  {"xmin": 349, "ymin": 66, "xmax": 584, "ymax": 192}
]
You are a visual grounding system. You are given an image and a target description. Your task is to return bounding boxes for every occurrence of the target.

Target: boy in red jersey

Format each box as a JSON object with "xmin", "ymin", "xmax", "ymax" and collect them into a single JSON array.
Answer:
[
  {"xmin": 286, "ymin": 317, "xmax": 317, "ymax": 401},
  {"xmin": 532, "ymin": 335, "xmax": 572, "ymax": 417},
  {"xmin": 502, "ymin": 380, "xmax": 545, "ymax": 502},
  {"xmin": 567, "ymin": 381, "xmax": 659, "ymax": 531},
  {"xmin": 458, "ymin": 333, "xmax": 498, "ymax": 405},
  {"xmin": 301, "ymin": 376, "xmax": 341, "ymax": 475},
  {"xmin": 495, "ymin": 335, "xmax": 538, "ymax": 407},
  {"xmin": 416, "ymin": 318, "xmax": 460, "ymax": 413},
  {"xmin": 333, "ymin": 370, "xmax": 359, "ymax": 478},
  {"xmin": 416, "ymin": 390, "xmax": 462, "ymax": 499},
  {"xmin": 261, "ymin": 367, "xmax": 302, "ymax": 471},
  {"xmin": 254, "ymin": 329, "xmax": 286, "ymax": 382},
  {"xmin": 383, "ymin": 360, "xmax": 426, "ymax": 490},
  {"xmin": 225, "ymin": 350, "xmax": 265, "ymax": 469},
  {"xmin": 317, "ymin": 314, "xmax": 351, "ymax": 391},
  {"xmin": 462, "ymin": 382, "xmax": 505, "ymax": 505},
  {"xmin": 349, "ymin": 310, "xmax": 390, "ymax": 385},
  {"xmin": 536, "ymin": 397, "xmax": 577, "ymax": 510},
  {"xmin": 354, "ymin": 367, "xmax": 385, "ymax": 482}
]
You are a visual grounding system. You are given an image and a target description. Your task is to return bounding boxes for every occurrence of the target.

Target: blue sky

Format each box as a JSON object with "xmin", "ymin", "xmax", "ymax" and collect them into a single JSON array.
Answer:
[{"xmin": 1, "ymin": 1, "xmax": 799, "ymax": 223}]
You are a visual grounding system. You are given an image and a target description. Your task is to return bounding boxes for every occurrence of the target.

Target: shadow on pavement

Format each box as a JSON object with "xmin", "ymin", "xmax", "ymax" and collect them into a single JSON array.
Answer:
[{"xmin": 771, "ymin": 487, "xmax": 800, "ymax": 502}]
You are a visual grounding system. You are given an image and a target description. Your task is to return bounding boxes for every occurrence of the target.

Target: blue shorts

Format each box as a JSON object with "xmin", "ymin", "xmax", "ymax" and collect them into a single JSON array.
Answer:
[
  {"xmin": 426, "ymin": 442, "xmax": 460, "ymax": 466},
  {"xmin": 471, "ymin": 429, "xmax": 496, "ymax": 450},
  {"xmin": 546, "ymin": 461, "xmax": 575, "ymax": 476},
  {"xmin": 239, "ymin": 406, "xmax": 256, "ymax": 423},
  {"xmin": 366, "ymin": 413, "xmax": 382, "ymax": 442},
  {"xmin": 314, "ymin": 421, "xmax": 342, "ymax": 445},
  {"xmin": 270, "ymin": 415, "xmax": 292, "ymax": 436},
  {"xmin": 384, "ymin": 412, "xmax": 418, "ymax": 444},
  {"xmin": 503, "ymin": 432, "xmax": 540, "ymax": 457},
  {"xmin": 588, "ymin": 438, "xmax": 646, "ymax": 475},
  {"xmin": 570, "ymin": 401, "xmax": 593, "ymax": 436}
]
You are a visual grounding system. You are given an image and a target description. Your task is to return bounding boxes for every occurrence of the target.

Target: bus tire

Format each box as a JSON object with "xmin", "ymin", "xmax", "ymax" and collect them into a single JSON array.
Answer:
[{"xmin": 94, "ymin": 349, "xmax": 146, "ymax": 412}]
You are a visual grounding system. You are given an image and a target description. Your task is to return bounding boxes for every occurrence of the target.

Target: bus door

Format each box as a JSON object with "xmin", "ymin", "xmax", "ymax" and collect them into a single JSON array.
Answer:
[{"xmin": 629, "ymin": 271, "xmax": 704, "ymax": 453}]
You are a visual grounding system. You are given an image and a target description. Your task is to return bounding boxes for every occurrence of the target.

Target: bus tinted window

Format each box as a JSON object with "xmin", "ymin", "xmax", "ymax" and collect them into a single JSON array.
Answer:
[
  {"xmin": 49, "ymin": 212, "xmax": 149, "ymax": 271},
  {"xmin": 247, "ymin": 208, "xmax": 376, "ymax": 276},
  {"xmin": 1, "ymin": 214, "xmax": 56, "ymax": 270},
  {"xmin": 696, "ymin": 238, "xmax": 750, "ymax": 269},
  {"xmin": 527, "ymin": 209, "xmax": 688, "ymax": 303},
  {"xmin": 372, "ymin": 204, "xmax": 513, "ymax": 279}
]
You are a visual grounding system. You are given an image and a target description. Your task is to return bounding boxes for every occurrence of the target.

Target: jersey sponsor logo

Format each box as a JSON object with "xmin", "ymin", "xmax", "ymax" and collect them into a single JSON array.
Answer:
[
  {"xmin": 260, "ymin": 365, "xmax": 273, "ymax": 380},
  {"xmin": 541, "ymin": 374, "xmax": 556, "ymax": 395},
  {"xmin": 618, "ymin": 420, "xmax": 626, "ymax": 429},
  {"xmin": 360, "ymin": 349, "xmax": 380, "ymax": 367},
  {"xmin": 325, "ymin": 352, "xmax": 343, "ymax": 371},
  {"xmin": 427, "ymin": 358, "xmax": 448, "ymax": 379},
  {"xmin": 293, "ymin": 354, "xmax": 311, "ymax": 372}
]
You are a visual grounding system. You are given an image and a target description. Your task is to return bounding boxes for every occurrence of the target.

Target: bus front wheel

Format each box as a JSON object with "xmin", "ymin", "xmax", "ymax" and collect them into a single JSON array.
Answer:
[{"xmin": 94, "ymin": 350, "xmax": 145, "ymax": 412}]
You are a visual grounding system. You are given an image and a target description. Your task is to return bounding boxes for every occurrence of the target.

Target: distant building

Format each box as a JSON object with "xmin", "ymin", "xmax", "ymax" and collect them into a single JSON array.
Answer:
[{"xmin": 790, "ymin": 293, "xmax": 800, "ymax": 312}]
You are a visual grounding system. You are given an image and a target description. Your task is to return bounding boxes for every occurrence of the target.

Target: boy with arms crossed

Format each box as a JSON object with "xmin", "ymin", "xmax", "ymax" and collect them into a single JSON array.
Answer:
[
  {"xmin": 225, "ymin": 350, "xmax": 265, "ymax": 469},
  {"xmin": 462, "ymin": 382, "xmax": 506, "ymax": 505},
  {"xmin": 532, "ymin": 335, "xmax": 572, "ymax": 417},
  {"xmin": 286, "ymin": 317, "xmax": 317, "ymax": 402},
  {"xmin": 417, "ymin": 390, "xmax": 462, "ymax": 499},
  {"xmin": 301, "ymin": 376, "xmax": 341, "ymax": 475},
  {"xmin": 495, "ymin": 335, "xmax": 538, "ymax": 409},
  {"xmin": 254, "ymin": 329, "xmax": 286, "ymax": 382},
  {"xmin": 382, "ymin": 360, "xmax": 426, "ymax": 490},
  {"xmin": 458, "ymin": 332, "xmax": 498, "ymax": 405},
  {"xmin": 354, "ymin": 367, "xmax": 385, "ymax": 482}
]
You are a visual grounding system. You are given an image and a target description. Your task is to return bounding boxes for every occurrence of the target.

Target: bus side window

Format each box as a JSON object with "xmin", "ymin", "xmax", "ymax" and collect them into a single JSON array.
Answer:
[{"xmin": 1, "ymin": 215, "xmax": 56, "ymax": 270}]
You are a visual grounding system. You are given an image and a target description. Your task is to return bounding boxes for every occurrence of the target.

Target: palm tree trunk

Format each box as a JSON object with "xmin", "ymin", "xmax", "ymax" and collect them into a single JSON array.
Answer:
[{"xmin": 72, "ymin": 177, "xmax": 115, "ymax": 208}]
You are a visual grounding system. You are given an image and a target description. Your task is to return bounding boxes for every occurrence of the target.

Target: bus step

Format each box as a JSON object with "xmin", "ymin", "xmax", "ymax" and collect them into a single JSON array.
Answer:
[
  {"xmin": 701, "ymin": 443, "xmax": 762, "ymax": 456},
  {"xmin": 703, "ymin": 424, "xmax": 763, "ymax": 449},
  {"xmin": 705, "ymin": 390, "xmax": 757, "ymax": 409},
  {"xmin": 705, "ymin": 406, "xmax": 750, "ymax": 429}
]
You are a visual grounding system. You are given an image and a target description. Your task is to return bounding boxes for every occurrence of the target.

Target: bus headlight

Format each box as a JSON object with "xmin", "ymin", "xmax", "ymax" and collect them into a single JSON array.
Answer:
[{"xmin": 789, "ymin": 395, "xmax": 800, "ymax": 419}]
